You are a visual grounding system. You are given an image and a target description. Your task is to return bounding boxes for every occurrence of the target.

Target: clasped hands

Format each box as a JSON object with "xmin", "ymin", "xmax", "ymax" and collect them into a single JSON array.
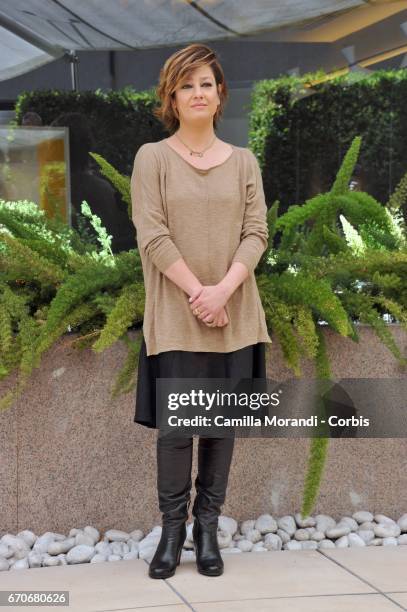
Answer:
[{"xmin": 188, "ymin": 284, "xmax": 230, "ymax": 328}]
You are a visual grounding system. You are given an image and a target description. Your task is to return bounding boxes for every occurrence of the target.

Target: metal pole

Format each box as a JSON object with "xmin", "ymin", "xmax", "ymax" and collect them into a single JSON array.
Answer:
[{"xmin": 68, "ymin": 50, "xmax": 79, "ymax": 91}]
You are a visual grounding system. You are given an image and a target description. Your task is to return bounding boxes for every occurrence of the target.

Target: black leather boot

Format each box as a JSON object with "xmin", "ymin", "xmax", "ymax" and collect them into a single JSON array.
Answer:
[
  {"xmin": 149, "ymin": 435, "xmax": 193, "ymax": 579},
  {"xmin": 192, "ymin": 436, "xmax": 235, "ymax": 576}
]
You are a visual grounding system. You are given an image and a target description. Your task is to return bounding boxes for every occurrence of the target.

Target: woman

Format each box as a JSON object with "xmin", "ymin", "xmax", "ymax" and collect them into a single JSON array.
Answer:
[{"xmin": 131, "ymin": 43, "xmax": 272, "ymax": 579}]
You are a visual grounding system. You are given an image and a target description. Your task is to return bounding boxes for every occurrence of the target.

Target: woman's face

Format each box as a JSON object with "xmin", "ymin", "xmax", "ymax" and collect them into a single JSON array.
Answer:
[{"xmin": 172, "ymin": 64, "xmax": 221, "ymax": 126}]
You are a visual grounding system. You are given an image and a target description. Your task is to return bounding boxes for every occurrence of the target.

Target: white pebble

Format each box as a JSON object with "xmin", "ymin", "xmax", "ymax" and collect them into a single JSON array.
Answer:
[
  {"xmin": 352, "ymin": 511, "xmax": 374, "ymax": 524},
  {"xmin": 276, "ymin": 529, "xmax": 291, "ymax": 544},
  {"xmin": 33, "ymin": 534, "xmax": 56, "ymax": 554},
  {"xmin": 180, "ymin": 550, "xmax": 195, "ymax": 561},
  {"xmin": 27, "ymin": 551, "xmax": 42, "ymax": 568},
  {"xmin": 2, "ymin": 535, "xmax": 29, "ymax": 560},
  {"xmin": 383, "ymin": 537, "xmax": 398, "ymax": 546},
  {"xmin": 326, "ymin": 525, "xmax": 351, "ymax": 539},
  {"xmin": 69, "ymin": 528, "xmax": 82, "ymax": 537},
  {"xmin": 301, "ymin": 540, "xmax": 317, "ymax": 550},
  {"xmin": 185, "ymin": 523, "xmax": 194, "ymax": 541},
  {"xmin": 95, "ymin": 541, "xmax": 110, "ymax": 554},
  {"xmin": 252, "ymin": 542, "xmax": 268, "ymax": 552},
  {"xmin": 295, "ymin": 513, "xmax": 316, "ymax": 528},
  {"xmin": 221, "ymin": 547, "xmax": 241, "ymax": 554},
  {"xmin": 368, "ymin": 538, "xmax": 383, "ymax": 546},
  {"xmin": 318, "ymin": 539, "xmax": 336, "ymax": 549},
  {"xmin": 127, "ymin": 538, "xmax": 140, "ymax": 552},
  {"xmin": 83, "ymin": 526, "xmax": 99, "ymax": 544},
  {"xmin": 90, "ymin": 553, "xmax": 108, "ymax": 563},
  {"xmin": 357, "ymin": 530, "xmax": 375, "ymax": 544},
  {"xmin": 123, "ymin": 551, "xmax": 139, "ymax": 560},
  {"xmin": 374, "ymin": 523, "xmax": 401, "ymax": 538},
  {"xmin": 276, "ymin": 516, "xmax": 296, "ymax": 536},
  {"xmin": 218, "ymin": 516, "xmax": 237, "ymax": 536},
  {"xmin": 104, "ymin": 529, "xmax": 130, "ymax": 542},
  {"xmin": 16, "ymin": 530, "xmax": 37, "ymax": 548},
  {"xmin": 339, "ymin": 517, "xmax": 358, "ymax": 532},
  {"xmin": 294, "ymin": 529, "xmax": 309, "ymax": 541},
  {"xmin": 10, "ymin": 558, "xmax": 29, "ymax": 570},
  {"xmin": 75, "ymin": 533, "xmax": 94, "ymax": 547},
  {"xmin": 240, "ymin": 520, "xmax": 256, "ymax": 536},
  {"xmin": 359, "ymin": 521, "xmax": 376, "ymax": 530},
  {"xmin": 111, "ymin": 542, "xmax": 128, "ymax": 556},
  {"xmin": 66, "ymin": 545, "xmax": 95, "ymax": 564},
  {"xmin": 335, "ymin": 536, "xmax": 349, "ymax": 548},
  {"xmin": 263, "ymin": 533, "xmax": 282, "ymax": 551},
  {"xmin": 397, "ymin": 514, "xmax": 407, "ymax": 532},
  {"xmin": 0, "ymin": 544, "xmax": 12, "ymax": 559},
  {"xmin": 315, "ymin": 515, "xmax": 336, "ymax": 533},
  {"xmin": 48, "ymin": 538, "xmax": 75, "ymax": 556},
  {"xmin": 138, "ymin": 545, "xmax": 157, "ymax": 561},
  {"xmin": 348, "ymin": 533, "xmax": 366, "ymax": 547},
  {"xmin": 232, "ymin": 533, "xmax": 244, "ymax": 542},
  {"xmin": 374, "ymin": 514, "xmax": 395, "ymax": 524},
  {"xmin": 255, "ymin": 514, "xmax": 278, "ymax": 534},
  {"xmin": 310, "ymin": 531, "xmax": 325, "ymax": 542},
  {"xmin": 245, "ymin": 528, "xmax": 262, "ymax": 544},
  {"xmin": 217, "ymin": 530, "xmax": 232, "ymax": 549},
  {"xmin": 129, "ymin": 529, "xmax": 143, "ymax": 542},
  {"xmin": 284, "ymin": 540, "xmax": 302, "ymax": 551},
  {"xmin": 43, "ymin": 556, "xmax": 62, "ymax": 567},
  {"xmin": 237, "ymin": 539, "xmax": 253, "ymax": 552}
]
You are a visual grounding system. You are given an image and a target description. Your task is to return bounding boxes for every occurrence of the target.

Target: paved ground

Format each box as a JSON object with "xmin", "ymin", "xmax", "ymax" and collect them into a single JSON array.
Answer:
[{"xmin": 0, "ymin": 546, "xmax": 406, "ymax": 611}]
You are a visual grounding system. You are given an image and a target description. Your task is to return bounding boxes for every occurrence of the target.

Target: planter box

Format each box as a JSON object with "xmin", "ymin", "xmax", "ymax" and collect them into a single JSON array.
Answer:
[{"xmin": 0, "ymin": 326, "xmax": 406, "ymax": 536}]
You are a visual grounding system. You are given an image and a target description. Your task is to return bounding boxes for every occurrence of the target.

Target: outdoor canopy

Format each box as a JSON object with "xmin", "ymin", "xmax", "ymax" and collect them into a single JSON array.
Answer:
[{"xmin": 0, "ymin": 0, "xmax": 396, "ymax": 83}]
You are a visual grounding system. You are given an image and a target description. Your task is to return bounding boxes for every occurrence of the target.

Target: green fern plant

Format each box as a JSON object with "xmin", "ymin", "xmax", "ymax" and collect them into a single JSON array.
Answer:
[
  {"xmin": 257, "ymin": 136, "xmax": 406, "ymax": 518},
  {"xmin": 0, "ymin": 200, "xmax": 145, "ymax": 411}
]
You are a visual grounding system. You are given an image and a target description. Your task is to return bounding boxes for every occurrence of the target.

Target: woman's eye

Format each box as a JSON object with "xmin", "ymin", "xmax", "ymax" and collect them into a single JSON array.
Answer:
[{"xmin": 181, "ymin": 83, "xmax": 212, "ymax": 88}]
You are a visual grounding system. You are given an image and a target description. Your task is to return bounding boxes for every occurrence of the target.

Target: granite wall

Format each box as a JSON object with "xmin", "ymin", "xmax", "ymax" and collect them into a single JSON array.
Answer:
[{"xmin": 0, "ymin": 326, "xmax": 406, "ymax": 536}]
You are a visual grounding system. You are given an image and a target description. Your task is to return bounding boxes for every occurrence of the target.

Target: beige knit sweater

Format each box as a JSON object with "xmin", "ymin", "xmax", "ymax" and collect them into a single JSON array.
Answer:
[{"xmin": 131, "ymin": 139, "xmax": 272, "ymax": 356}]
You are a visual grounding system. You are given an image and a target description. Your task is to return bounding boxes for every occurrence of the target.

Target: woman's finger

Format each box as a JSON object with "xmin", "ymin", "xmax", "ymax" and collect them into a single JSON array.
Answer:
[{"xmin": 200, "ymin": 310, "xmax": 212, "ymax": 321}]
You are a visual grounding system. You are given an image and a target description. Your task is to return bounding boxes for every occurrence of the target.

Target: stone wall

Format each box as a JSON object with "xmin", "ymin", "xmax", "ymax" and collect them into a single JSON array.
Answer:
[{"xmin": 0, "ymin": 326, "xmax": 405, "ymax": 536}]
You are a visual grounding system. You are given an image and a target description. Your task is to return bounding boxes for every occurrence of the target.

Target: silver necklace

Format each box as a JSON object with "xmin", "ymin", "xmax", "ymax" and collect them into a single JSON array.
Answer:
[{"xmin": 174, "ymin": 132, "xmax": 217, "ymax": 157}]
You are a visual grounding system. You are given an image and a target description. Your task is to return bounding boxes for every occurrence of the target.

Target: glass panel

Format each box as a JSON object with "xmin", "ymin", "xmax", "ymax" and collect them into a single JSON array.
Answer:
[{"xmin": 0, "ymin": 126, "xmax": 71, "ymax": 225}]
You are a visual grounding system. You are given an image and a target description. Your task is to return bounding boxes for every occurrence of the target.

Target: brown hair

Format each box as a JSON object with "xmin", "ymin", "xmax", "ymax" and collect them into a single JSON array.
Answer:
[{"xmin": 153, "ymin": 43, "xmax": 228, "ymax": 133}]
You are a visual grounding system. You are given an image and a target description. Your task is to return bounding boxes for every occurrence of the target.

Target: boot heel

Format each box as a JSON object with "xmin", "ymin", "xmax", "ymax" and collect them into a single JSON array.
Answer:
[
  {"xmin": 193, "ymin": 521, "xmax": 224, "ymax": 577},
  {"xmin": 148, "ymin": 523, "xmax": 186, "ymax": 579},
  {"xmin": 176, "ymin": 537, "xmax": 184, "ymax": 566}
]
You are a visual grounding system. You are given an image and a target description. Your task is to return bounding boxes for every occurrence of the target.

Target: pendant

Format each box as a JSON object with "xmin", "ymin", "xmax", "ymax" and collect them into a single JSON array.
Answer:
[{"xmin": 190, "ymin": 151, "xmax": 204, "ymax": 157}]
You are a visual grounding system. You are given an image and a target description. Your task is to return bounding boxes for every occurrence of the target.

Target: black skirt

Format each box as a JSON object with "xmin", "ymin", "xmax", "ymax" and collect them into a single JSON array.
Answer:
[{"xmin": 134, "ymin": 336, "xmax": 267, "ymax": 429}]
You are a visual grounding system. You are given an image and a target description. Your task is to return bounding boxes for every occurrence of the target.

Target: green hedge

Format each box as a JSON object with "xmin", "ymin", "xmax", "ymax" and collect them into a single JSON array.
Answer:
[
  {"xmin": 15, "ymin": 87, "xmax": 167, "ymax": 176},
  {"xmin": 248, "ymin": 68, "xmax": 407, "ymax": 217}
]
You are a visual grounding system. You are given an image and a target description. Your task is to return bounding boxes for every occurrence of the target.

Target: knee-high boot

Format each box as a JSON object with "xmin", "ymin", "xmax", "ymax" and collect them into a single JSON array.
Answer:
[
  {"xmin": 192, "ymin": 436, "xmax": 235, "ymax": 576},
  {"xmin": 149, "ymin": 435, "xmax": 193, "ymax": 579}
]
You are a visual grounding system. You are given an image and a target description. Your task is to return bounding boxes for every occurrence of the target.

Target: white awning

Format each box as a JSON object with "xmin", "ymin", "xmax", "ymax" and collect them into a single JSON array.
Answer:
[{"xmin": 0, "ymin": 0, "xmax": 370, "ymax": 82}]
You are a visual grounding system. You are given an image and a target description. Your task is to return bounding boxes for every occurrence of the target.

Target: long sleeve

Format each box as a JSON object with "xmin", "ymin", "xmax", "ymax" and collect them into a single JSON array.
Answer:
[
  {"xmin": 131, "ymin": 143, "xmax": 182, "ymax": 273},
  {"xmin": 231, "ymin": 150, "xmax": 269, "ymax": 274}
]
